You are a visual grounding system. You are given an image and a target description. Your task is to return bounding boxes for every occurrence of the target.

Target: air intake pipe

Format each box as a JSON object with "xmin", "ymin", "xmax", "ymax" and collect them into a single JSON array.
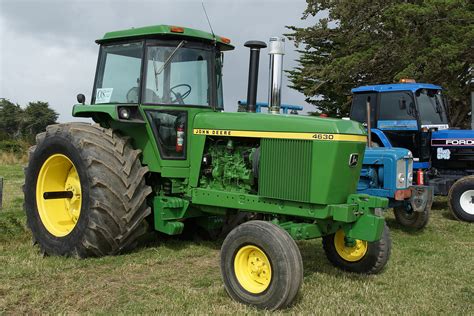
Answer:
[
  {"xmin": 244, "ymin": 40, "xmax": 267, "ymax": 113},
  {"xmin": 268, "ymin": 37, "xmax": 285, "ymax": 114}
]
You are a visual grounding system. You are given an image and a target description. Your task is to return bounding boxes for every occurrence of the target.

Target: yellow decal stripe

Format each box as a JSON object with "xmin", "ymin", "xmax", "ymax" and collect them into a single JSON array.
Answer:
[{"xmin": 193, "ymin": 129, "xmax": 366, "ymax": 142}]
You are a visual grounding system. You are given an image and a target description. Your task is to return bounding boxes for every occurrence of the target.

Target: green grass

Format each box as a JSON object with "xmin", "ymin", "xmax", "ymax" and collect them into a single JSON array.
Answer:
[{"xmin": 1, "ymin": 163, "xmax": 473, "ymax": 314}]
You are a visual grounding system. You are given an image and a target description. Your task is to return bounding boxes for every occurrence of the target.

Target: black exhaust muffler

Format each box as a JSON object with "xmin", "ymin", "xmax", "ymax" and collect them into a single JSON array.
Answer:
[{"xmin": 244, "ymin": 40, "xmax": 267, "ymax": 113}]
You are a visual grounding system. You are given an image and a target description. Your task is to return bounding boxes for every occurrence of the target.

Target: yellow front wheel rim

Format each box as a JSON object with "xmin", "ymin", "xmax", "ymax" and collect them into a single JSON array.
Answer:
[
  {"xmin": 234, "ymin": 245, "xmax": 272, "ymax": 294},
  {"xmin": 36, "ymin": 154, "xmax": 82, "ymax": 237},
  {"xmin": 334, "ymin": 230, "xmax": 368, "ymax": 262}
]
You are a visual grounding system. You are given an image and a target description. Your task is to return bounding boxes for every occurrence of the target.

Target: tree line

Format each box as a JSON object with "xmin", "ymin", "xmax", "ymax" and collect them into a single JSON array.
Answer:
[
  {"xmin": 287, "ymin": 0, "xmax": 473, "ymax": 128},
  {"xmin": 0, "ymin": 98, "xmax": 58, "ymax": 152}
]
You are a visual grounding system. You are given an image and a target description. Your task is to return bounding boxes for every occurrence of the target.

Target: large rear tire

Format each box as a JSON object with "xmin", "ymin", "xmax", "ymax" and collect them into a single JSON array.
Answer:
[
  {"xmin": 322, "ymin": 223, "xmax": 391, "ymax": 274},
  {"xmin": 220, "ymin": 221, "xmax": 303, "ymax": 310},
  {"xmin": 448, "ymin": 176, "xmax": 474, "ymax": 222},
  {"xmin": 24, "ymin": 123, "xmax": 152, "ymax": 257}
]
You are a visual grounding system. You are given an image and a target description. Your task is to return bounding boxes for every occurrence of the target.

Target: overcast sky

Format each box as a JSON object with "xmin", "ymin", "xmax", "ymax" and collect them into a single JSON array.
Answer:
[{"xmin": 0, "ymin": 0, "xmax": 321, "ymax": 121}]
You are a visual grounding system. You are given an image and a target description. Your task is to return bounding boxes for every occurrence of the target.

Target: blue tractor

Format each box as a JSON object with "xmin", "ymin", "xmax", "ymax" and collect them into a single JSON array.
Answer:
[
  {"xmin": 351, "ymin": 81, "xmax": 474, "ymax": 222},
  {"xmin": 242, "ymin": 101, "xmax": 433, "ymax": 229},
  {"xmin": 358, "ymin": 147, "xmax": 432, "ymax": 229}
]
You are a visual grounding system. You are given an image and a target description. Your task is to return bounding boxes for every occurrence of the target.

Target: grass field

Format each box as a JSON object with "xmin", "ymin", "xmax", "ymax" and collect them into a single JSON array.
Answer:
[{"xmin": 1, "ymin": 163, "xmax": 473, "ymax": 314}]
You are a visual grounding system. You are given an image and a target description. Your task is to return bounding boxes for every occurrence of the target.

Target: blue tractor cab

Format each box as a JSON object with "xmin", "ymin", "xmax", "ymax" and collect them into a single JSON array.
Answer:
[{"xmin": 351, "ymin": 81, "xmax": 474, "ymax": 222}]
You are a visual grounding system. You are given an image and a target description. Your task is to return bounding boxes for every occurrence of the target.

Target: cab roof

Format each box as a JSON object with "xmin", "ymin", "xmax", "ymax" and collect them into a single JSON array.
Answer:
[
  {"xmin": 96, "ymin": 24, "xmax": 234, "ymax": 51},
  {"xmin": 352, "ymin": 83, "xmax": 442, "ymax": 93}
]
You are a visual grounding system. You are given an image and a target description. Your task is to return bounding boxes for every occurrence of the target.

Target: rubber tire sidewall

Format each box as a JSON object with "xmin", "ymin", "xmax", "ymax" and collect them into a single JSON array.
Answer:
[
  {"xmin": 448, "ymin": 176, "xmax": 474, "ymax": 222},
  {"xmin": 25, "ymin": 135, "xmax": 91, "ymax": 256}
]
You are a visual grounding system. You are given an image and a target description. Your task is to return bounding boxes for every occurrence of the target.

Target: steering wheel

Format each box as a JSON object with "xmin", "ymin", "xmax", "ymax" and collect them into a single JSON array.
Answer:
[
  {"xmin": 126, "ymin": 87, "xmax": 139, "ymax": 103},
  {"xmin": 170, "ymin": 84, "xmax": 192, "ymax": 104}
]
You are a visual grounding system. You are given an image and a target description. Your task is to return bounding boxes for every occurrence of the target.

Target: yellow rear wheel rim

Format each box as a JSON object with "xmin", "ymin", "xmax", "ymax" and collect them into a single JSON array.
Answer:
[
  {"xmin": 234, "ymin": 245, "xmax": 272, "ymax": 294},
  {"xmin": 36, "ymin": 154, "xmax": 82, "ymax": 237},
  {"xmin": 334, "ymin": 230, "xmax": 368, "ymax": 262}
]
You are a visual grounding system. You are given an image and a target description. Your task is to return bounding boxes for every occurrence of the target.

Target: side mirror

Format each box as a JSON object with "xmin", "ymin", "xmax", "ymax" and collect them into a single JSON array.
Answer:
[
  {"xmin": 407, "ymin": 102, "xmax": 417, "ymax": 116},
  {"xmin": 77, "ymin": 94, "xmax": 86, "ymax": 104},
  {"xmin": 399, "ymin": 99, "xmax": 406, "ymax": 110}
]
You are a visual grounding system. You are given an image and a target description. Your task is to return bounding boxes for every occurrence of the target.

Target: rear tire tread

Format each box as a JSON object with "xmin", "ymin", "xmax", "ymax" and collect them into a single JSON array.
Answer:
[{"xmin": 24, "ymin": 123, "xmax": 152, "ymax": 258}]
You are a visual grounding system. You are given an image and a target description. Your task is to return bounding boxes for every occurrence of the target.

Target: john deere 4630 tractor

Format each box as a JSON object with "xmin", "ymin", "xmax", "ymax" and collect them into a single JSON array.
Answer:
[{"xmin": 24, "ymin": 25, "xmax": 391, "ymax": 310}]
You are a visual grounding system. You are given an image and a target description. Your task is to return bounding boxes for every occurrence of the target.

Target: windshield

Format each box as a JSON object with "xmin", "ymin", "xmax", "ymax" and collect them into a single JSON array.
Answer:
[
  {"xmin": 93, "ymin": 42, "xmax": 143, "ymax": 104},
  {"xmin": 144, "ymin": 42, "xmax": 216, "ymax": 106},
  {"xmin": 415, "ymin": 89, "xmax": 448, "ymax": 125}
]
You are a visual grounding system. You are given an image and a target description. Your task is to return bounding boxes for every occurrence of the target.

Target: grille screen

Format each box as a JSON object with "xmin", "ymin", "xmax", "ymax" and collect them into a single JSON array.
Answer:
[{"xmin": 259, "ymin": 138, "xmax": 313, "ymax": 202}]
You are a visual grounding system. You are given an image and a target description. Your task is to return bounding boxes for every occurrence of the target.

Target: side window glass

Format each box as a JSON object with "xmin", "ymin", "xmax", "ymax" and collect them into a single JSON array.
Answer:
[
  {"xmin": 146, "ymin": 111, "xmax": 187, "ymax": 159},
  {"xmin": 350, "ymin": 93, "xmax": 376, "ymax": 125}
]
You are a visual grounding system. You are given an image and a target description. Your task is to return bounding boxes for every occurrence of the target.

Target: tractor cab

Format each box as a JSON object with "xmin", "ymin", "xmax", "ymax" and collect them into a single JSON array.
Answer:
[
  {"xmin": 92, "ymin": 25, "xmax": 232, "ymax": 109},
  {"xmin": 76, "ymin": 25, "xmax": 233, "ymax": 162},
  {"xmin": 350, "ymin": 81, "xmax": 448, "ymax": 161}
]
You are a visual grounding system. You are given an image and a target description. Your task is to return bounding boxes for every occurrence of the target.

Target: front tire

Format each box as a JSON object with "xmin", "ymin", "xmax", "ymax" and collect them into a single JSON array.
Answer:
[
  {"xmin": 448, "ymin": 176, "xmax": 474, "ymax": 222},
  {"xmin": 220, "ymin": 221, "xmax": 303, "ymax": 310},
  {"xmin": 322, "ymin": 224, "xmax": 391, "ymax": 274},
  {"xmin": 24, "ymin": 123, "xmax": 152, "ymax": 257},
  {"xmin": 393, "ymin": 203, "xmax": 430, "ymax": 230}
]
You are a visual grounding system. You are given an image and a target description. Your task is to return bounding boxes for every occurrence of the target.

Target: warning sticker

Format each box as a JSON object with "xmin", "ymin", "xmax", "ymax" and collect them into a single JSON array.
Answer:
[{"xmin": 95, "ymin": 88, "xmax": 113, "ymax": 104}]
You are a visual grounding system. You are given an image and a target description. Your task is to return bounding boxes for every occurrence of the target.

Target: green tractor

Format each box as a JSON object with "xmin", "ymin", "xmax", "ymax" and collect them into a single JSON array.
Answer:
[{"xmin": 24, "ymin": 25, "xmax": 391, "ymax": 310}]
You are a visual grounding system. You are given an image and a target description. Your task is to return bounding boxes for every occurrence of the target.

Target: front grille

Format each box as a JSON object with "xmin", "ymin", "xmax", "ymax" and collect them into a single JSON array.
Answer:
[{"xmin": 259, "ymin": 138, "xmax": 313, "ymax": 202}]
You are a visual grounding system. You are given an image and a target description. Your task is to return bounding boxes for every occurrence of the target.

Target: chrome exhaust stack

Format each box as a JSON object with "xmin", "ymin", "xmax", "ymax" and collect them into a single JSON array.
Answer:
[{"xmin": 267, "ymin": 37, "xmax": 285, "ymax": 114}]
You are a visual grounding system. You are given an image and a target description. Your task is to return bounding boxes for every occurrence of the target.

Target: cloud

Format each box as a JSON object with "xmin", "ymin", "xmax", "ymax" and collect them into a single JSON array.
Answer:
[{"xmin": 0, "ymin": 0, "xmax": 318, "ymax": 121}]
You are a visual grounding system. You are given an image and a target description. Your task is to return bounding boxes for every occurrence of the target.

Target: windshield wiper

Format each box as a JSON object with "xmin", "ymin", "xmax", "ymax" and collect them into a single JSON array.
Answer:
[
  {"xmin": 152, "ymin": 40, "xmax": 186, "ymax": 90},
  {"xmin": 155, "ymin": 40, "xmax": 186, "ymax": 76}
]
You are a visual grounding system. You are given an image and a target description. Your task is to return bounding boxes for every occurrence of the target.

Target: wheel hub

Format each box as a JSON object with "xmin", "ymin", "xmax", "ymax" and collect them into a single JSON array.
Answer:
[
  {"xmin": 460, "ymin": 190, "xmax": 474, "ymax": 215},
  {"xmin": 234, "ymin": 245, "xmax": 272, "ymax": 294},
  {"xmin": 334, "ymin": 230, "xmax": 368, "ymax": 262},
  {"xmin": 36, "ymin": 154, "xmax": 82, "ymax": 237}
]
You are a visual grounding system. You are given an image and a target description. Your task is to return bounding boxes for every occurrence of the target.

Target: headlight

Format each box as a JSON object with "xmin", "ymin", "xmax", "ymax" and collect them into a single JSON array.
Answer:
[
  {"xmin": 398, "ymin": 173, "xmax": 406, "ymax": 184},
  {"xmin": 408, "ymin": 172, "xmax": 413, "ymax": 183},
  {"xmin": 118, "ymin": 107, "xmax": 130, "ymax": 119},
  {"xmin": 396, "ymin": 159, "xmax": 408, "ymax": 189}
]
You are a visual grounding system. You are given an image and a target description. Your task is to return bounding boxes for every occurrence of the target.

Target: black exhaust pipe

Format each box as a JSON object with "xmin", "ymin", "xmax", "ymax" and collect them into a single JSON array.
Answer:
[{"xmin": 244, "ymin": 40, "xmax": 267, "ymax": 113}]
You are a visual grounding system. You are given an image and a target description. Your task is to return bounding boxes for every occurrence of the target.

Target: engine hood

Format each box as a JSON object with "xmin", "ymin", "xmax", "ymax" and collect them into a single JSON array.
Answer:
[
  {"xmin": 431, "ymin": 129, "xmax": 474, "ymax": 147},
  {"xmin": 363, "ymin": 147, "xmax": 412, "ymax": 162},
  {"xmin": 193, "ymin": 112, "xmax": 367, "ymax": 142}
]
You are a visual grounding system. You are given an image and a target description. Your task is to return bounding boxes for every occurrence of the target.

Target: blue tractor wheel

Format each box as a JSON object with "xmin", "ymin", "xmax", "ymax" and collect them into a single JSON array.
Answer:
[{"xmin": 393, "ymin": 203, "xmax": 430, "ymax": 230}]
